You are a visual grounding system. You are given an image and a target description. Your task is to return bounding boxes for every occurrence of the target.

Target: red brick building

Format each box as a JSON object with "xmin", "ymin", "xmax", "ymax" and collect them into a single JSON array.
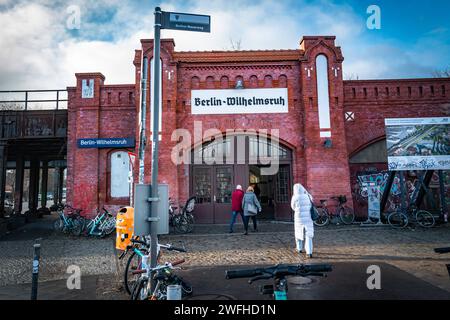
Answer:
[{"xmin": 66, "ymin": 36, "xmax": 450, "ymax": 222}]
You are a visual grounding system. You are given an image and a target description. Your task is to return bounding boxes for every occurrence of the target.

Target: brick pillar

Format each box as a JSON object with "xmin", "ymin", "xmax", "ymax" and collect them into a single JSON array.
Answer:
[
  {"xmin": 71, "ymin": 73, "xmax": 105, "ymax": 217},
  {"xmin": 300, "ymin": 36, "xmax": 353, "ymax": 206},
  {"xmin": 14, "ymin": 155, "xmax": 24, "ymax": 215},
  {"xmin": 0, "ymin": 142, "xmax": 7, "ymax": 218},
  {"xmin": 40, "ymin": 160, "xmax": 48, "ymax": 208},
  {"xmin": 28, "ymin": 159, "xmax": 40, "ymax": 214}
]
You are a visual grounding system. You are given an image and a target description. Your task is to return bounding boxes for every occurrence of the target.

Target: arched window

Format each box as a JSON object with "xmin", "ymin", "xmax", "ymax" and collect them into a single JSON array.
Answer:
[
  {"xmin": 220, "ymin": 76, "xmax": 229, "ymax": 89},
  {"xmin": 315, "ymin": 54, "xmax": 331, "ymax": 137},
  {"xmin": 110, "ymin": 151, "xmax": 130, "ymax": 198},
  {"xmin": 206, "ymin": 76, "xmax": 215, "ymax": 89},
  {"xmin": 191, "ymin": 76, "xmax": 200, "ymax": 89},
  {"xmin": 250, "ymin": 75, "xmax": 258, "ymax": 88},
  {"xmin": 264, "ymin": 75, "xmax": 273, "ymax": 88},
  {"xmin": 278, "ymin": 75, "xmax": 287, "ymax": 88}
]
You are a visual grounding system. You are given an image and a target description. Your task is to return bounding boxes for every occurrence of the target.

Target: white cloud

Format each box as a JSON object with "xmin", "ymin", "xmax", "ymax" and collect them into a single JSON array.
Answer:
[{"xmin": 0, "ymin": 0, "xmax": 448, "ymax": 90}]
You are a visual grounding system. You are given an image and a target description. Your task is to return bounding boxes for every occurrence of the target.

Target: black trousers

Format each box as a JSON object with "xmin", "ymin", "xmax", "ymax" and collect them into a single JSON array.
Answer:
[{"xmin": 243, "ymin": 215, "xmax": 257, "ymax": 231}]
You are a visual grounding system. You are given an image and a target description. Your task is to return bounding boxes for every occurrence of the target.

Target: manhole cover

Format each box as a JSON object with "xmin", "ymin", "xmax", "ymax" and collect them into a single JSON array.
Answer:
[{"xmin": 289, "ymin": 276, "xmax": 313, "ymax": 285}]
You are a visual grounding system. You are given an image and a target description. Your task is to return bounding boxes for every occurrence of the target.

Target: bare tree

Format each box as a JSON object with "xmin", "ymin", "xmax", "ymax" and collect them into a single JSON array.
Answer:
[
  {"xmin": 228, "ymin": 37, "xmax": 242, "ymax": 50},
  {"xmin": 344, "ymin": 73, "xmax": 360, "ymax": 80},
  {"xmin": 432, "ymin": 68, "xmax": 450, "ymax": 78}
]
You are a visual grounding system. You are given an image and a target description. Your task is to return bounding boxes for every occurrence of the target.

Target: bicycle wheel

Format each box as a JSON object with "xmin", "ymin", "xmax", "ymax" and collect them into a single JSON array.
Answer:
[
  {"xmin": 185, "ymin": 213, "xmax": 194, "ymax": 233},
  {"xmin": 103, "ymin": 217, "xmax": 116, "ymax": 236},
  {"xmin": 130, "ymin": 278, "xmax": 148, "ymax": 300},
  {"xmin": 70, "ymin": 218, "xmax": 83, "ymax": 236},
  {"xmin": 124, "ymin": 251, "xmax": 142, "ymax": 295},
  {"xmin": 415, "ymin": 210, "xmax": 435, "ymax": 228},
  {"xmin": 313, "ymin": 208, "xmax": 329, "ymax": 227},
  {"xmin": 339, "ymin": 206, "xmax": 355, "ymax": 225},
  {"xmin": 175, "ymin": 215, "xmax": 190, "ymax": 234},
  {"xmin": 53, "ymin": 218, "xmax": 63, "ymax": 232},
  {"xmin": 388, "ymin": 211, "xmax": 408, "ymax": 228}
]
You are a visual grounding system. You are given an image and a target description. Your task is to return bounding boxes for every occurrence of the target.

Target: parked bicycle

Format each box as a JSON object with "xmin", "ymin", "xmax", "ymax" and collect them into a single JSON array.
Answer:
[
  {"xmin": 53, "ymin": 205, "xmax": 84, "ymax": 236},
  {"xmin": 119, "ymin": 236, "xmax": 187, "ymax": 295},
  {"xmin": 83, "ymin": 207, "xmax": 116, "ymax": 237},
  {"xmin": 225, "ymin": 263, "xmax": 332, "ymax": 300},
  {"xmin": 169, "ymin": 196, "xmax": 196, "ymax": 234},
  {"xmin": 128, "ymin": 239, "xmax": 192, "ymax": 300},
  {"xmin": 387, "ymin": 204, "xmax": 435, "ymax": 228},
  {"xmin": 314, "ymin": 196, "xmax": 355, "ymax": 226}
]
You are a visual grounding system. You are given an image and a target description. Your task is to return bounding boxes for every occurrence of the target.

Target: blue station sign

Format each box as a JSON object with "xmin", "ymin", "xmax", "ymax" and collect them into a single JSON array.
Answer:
[{"xmin": 77, "ymin": 138, "xmax": 135, "ymax": 149}]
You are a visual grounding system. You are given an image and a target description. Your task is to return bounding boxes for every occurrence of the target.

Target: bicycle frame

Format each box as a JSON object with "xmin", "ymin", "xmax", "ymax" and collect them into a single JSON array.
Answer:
[{"xmin": 85, "ymin": 208, "xmax": 113, "ymax": 236}]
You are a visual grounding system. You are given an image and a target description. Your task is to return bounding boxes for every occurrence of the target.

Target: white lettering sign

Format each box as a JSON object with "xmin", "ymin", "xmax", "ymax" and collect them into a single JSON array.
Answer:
[{"xmin": 191, "ymin": 88, "xmax": 288, "ymax": 115}]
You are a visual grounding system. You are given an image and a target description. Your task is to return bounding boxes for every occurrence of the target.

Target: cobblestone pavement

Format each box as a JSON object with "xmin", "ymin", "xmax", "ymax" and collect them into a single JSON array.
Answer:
[
  {"xmin": 1, "ymin": 216, "xmax": 450, "ymax": 299},
  {"xmin": 0, "ymin": 216, "xmax": 119, "ymax": 290},
  {"xmin": 157, "ymin": 222, "xmax": 450, "ymax": 294}
]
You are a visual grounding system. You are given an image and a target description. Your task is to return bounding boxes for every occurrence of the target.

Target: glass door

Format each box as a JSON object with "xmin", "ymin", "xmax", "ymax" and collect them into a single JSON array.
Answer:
[
  {"xmin": 192, "ymin": 166, "xmax": 213, "ymax": 223},
  {"xmin": 213, "ymin": 166, "xmax": 234, "ymax": 223}
]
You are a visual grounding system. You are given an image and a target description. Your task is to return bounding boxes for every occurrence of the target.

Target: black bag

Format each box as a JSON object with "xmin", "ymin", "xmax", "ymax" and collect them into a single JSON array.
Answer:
[{"xmin": 307, "ymin": 194, "xmax": 319, "ymax": 221}]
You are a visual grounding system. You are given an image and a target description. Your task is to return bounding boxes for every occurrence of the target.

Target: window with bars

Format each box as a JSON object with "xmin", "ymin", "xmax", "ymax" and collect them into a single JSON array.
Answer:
[{"xmin": 276, "ymin": 166, "xmax": 289, "ymax": 203}]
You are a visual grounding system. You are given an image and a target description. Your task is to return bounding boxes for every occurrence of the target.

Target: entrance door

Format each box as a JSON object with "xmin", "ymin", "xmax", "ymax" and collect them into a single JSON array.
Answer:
[
  {"xmin": 249, "ymin": 165, "xmax": 275, "ymax": 220},
  {"xmin": 213, "ymin": 166, "xmax": 234, "ymax": 223},
  {"xmin": 274, "ymin": 165, "xmax": 292, "ymax": 220},
  {"xmin": 192, "ymin": 165, "xmax": 234, "ymax": 223},
  {"xmin": 192, "ymin": 166, "xmax": 213, "ymax": 223}
]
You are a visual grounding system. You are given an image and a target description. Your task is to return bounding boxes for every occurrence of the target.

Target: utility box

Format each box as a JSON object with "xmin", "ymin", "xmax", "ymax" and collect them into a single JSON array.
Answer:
[
  {"xmin": 115, "ymin": 206, "xmax": 134, "ymax": 251},
  {"xmin": 134, "ymin": 184, "xmax": 169, "ymax": 236}
]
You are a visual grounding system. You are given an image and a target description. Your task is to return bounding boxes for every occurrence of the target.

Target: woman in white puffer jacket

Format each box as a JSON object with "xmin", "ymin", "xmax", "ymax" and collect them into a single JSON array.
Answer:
[{"xmin": 290, "ymin": 183, "xmax": 314, "ymax": 258}]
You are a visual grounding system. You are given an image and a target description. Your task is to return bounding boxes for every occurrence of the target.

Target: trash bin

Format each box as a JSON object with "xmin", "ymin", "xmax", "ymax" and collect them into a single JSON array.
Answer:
[{"xmin": 115, "ymin": 206, "xmax": 134, "ymax": 251}]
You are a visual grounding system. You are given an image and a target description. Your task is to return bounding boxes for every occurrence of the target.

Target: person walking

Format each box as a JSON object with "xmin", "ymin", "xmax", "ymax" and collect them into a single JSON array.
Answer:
[
  {"xmin": 242, "ymin": 186, "xmax": 261, "ymax": 235},
  {"xmin": 290, "ymin": 183, "xmax": 314, "ymax": 258},
  {"xmin": 229, "ymin": 185, "xmax": 245, "ymax": 233}
]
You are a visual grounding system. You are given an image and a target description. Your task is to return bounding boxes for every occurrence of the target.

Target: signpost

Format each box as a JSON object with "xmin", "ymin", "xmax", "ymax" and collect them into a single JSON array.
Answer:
[
  {"xmin": 143, "ymin": 7, "xmax": 210, "ymax": 292},
  {"xmin": 77, "ymin": 138, "xmax": 135, "ymax": 149}
]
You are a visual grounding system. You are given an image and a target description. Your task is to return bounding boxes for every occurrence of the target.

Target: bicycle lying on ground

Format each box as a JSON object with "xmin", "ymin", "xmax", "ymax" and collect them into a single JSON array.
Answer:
[
  {"xmin": 225, "ymin": 263, "xmax": 333, "ymax": 300},
  {"xmin": 82, "ymin": 207, "xmax": 116, "ymax": 237},
  {"xmin": 314, "ymin": 196, "xmax": 355, "ymax": 226},
  {"xmin": 387, "ymin": 204, "xmax": 435, "ymax": 228},
  {"xmin": 53, "ymin": 205, "xmax": 85, "ymax": 236},
  {"xmin": 169, "ymin": 196, "xmax": 196, "ymax": 234},
  {"xmin": 119, "ymin": 236, "xmax": 188, "ymax": 295},
  {"xmin": 127, "ymin": 239, "xmax": 192, "ymax": 300}
]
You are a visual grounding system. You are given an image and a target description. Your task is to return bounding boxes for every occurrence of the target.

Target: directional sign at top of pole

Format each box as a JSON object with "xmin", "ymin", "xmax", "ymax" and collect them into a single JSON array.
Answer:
[{"xmin": 162, "ymin": 11, "xmax": 211, "ymax": 32}]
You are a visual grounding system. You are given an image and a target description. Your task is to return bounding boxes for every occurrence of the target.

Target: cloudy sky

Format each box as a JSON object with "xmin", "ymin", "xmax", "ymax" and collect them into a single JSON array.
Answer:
[{"xmin": 0, "ymin": 0, "xmax": 449, "ymax": 90}]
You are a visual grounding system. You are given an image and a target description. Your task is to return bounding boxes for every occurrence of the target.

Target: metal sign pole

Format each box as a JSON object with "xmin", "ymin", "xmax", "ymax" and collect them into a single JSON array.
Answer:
[{"xmin": 149, "ymin": 6, "xmax": 162, "ymax": 291}]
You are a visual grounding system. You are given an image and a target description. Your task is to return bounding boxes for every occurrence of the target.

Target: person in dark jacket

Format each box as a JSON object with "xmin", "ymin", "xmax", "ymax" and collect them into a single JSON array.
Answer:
[
  {"xmin": 229, "ymin": 185, "xmax": 245, "ymax": 233},
  {"xmin": 242, "ymin": 186, "xmax": 262, "ymax": 235}
]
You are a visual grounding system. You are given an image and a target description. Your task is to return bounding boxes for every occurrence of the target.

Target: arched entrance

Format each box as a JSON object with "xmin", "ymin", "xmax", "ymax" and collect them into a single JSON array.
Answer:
[{"xmin": 190, "ymin": 135, "xmax": 293, "ymax": 223}]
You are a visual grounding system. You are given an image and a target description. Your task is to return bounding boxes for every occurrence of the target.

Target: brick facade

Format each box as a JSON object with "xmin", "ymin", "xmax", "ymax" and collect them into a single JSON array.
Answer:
[{"xmin": 67, "ymin": 36, "xmax": 450, "ymax": 220}]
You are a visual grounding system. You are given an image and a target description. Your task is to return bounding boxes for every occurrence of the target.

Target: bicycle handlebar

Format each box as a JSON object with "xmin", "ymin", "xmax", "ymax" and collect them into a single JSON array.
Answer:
[
  {"xmin": 130, "ymin": 240, "xmax": 187, "ymax": 253},
  {"xmin": 130, "ymin": 238, "xmax": 148, "ymax": 246},
  {"xmin": 225, "ymin": 264, "xmax": 333, "ymax": 280},
  {"xmin": 167, "ymin": 246, "xmax": 186, "ymax": 253}
]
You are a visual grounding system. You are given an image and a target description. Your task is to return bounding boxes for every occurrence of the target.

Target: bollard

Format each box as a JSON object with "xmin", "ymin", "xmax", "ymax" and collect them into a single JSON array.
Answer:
[{"xmin": 31, "ymin": 243, "xmax": 41, "ymax": 300}]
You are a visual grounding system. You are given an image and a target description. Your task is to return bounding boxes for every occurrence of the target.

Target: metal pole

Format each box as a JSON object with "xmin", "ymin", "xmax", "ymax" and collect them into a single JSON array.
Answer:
[
  {"xmin": 138, "ymin": 56, "xmax": 148, "ymax": 184},
  {"xmin": 438, "ymin": 170, "xmax": 448, "ymax": 222},
  {"xmin": 31, "ymin": 243, "xmax": 41, "ymax": 300},
  {"xmin": 399, "ymin": 171, "xmax": 406, "ymax": 211},
  {"xmin": 149, "ymin": 6, "xmax": 162, "ymax": 290}
]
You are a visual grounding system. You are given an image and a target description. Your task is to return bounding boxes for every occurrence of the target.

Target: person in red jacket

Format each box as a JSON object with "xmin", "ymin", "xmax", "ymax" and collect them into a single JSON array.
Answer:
[{"xmin": 229, "ymin": 185, "xmax": 245, "ymax": 233}]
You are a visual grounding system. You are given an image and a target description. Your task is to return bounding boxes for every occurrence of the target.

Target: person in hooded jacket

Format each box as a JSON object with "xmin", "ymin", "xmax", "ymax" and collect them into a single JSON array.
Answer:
[{"xmin": 290, "ymin": 183, "xmax": 314, "ymax": 258}]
